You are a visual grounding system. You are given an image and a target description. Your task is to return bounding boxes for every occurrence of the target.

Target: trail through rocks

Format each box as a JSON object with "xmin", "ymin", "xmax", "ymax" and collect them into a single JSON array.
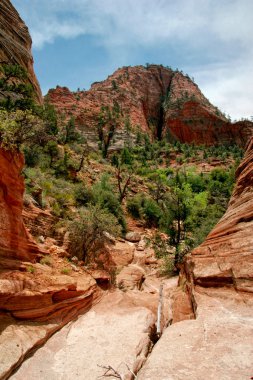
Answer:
[{"xmin": 10, "ymin": 278, "xmax": 178, "ymax": 380}]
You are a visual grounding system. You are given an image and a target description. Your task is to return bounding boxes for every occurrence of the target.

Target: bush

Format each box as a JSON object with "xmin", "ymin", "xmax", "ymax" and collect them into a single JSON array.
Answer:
[
  {"xmin": 160, "ymin": 255, "xmax": 176, "ymax": 277},
  {"xmin": 0, "ymin": 109, "xmax": 43, "ymax": 150},
  {"xmin": 143, "ymin": 198, "xmax": 162, "ymax": 227},
  {"xmin": 68, "ymin": 204, "xmax": 122, "ymax": 263},
  {"xmin": 91, "ymin": 175, "xmax": 127, "ymax": 231},
  {"xmin": 127, "ymin": 194, "xmax": 145, "ymax": 219},
  {"xmin": 74, "ymin": 184, "xmax": 93, "ymax": 205}
]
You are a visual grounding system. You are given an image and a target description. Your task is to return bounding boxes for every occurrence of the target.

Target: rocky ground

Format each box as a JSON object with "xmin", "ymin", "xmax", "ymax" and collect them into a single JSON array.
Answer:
[
  {"xmin": 138, "ymin": 288, "xmax": 253, "ymax": 380},
  {"xmin": 10, "ymin": 277, "xmax": 178, "ymax": 380}
]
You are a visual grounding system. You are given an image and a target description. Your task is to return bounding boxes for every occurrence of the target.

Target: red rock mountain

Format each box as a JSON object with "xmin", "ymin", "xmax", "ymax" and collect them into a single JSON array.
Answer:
[
  {"xmin": 0, "ymin": 0, "xmax": 42, "ymax": 103},
  {"xmin": 47, "ymin": 65, "xmax": 253, "ymax": 150}
]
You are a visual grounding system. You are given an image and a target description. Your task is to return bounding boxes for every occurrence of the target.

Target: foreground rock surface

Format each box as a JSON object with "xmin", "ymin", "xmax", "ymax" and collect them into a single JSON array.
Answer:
[
  {"xmin": 10, "ymin": 291, "xmax": 156, "ymax": 380},
  {"xmin": 138, "ymin": 288, "xmax": 253, "ymax": 380}
]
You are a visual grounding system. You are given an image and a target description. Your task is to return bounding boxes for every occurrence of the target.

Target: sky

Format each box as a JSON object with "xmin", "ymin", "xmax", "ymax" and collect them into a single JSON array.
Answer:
[{"xmin": 12, "ymin": 0, "xmax": 253, "ymax": 121}]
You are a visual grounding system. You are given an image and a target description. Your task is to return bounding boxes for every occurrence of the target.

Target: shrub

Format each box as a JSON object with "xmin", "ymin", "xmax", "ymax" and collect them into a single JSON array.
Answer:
[
  {"xmin": 127, "ymin": 194, "xmax": 145, "ymax": 219},
  {"xmin": 0, "ymin": 109, "xmax": 43, "ymax": 150},
  {"xmin": 74, "ymin": 184, "xmax": 93, "ymax": 205},
  {"xmin": 61, "ymin": 268, "xmax": 70, "ymax": 275},
  {"xmin": 27, "ymin": 266, "xmax": 35, "ymax": 274},
  {"xmin": 160, "ymin": 255, "xmax": 176, "ymax": 277},
  {"xmin": 68, "ymin": 204, "xmax": 121, "ymax": 263},
  {"xmin": 143, "ymin": 198, "xmax": 162, "ymax": 227},
  {"xmin": 40, "ymin": 255, "xmax": 53, "ymax": 266}
]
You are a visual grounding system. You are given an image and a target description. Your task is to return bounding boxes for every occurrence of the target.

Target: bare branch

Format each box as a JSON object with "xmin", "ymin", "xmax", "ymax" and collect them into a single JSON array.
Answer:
[
  {"xmin": 124, "ymin": 363, "xmax": 137, "ymax": 379},
  {"xmin": 97, "ymin": 364, "xmax": 123, "ymax": 379}
]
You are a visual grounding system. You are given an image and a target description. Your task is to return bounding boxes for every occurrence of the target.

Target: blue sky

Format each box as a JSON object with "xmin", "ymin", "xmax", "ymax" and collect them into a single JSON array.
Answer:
[{"xmin": 12, "ymin": 0, "xmax": 253, "ymax": 120}]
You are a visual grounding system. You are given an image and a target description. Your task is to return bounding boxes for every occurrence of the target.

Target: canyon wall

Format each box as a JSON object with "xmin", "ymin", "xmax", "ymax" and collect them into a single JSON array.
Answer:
[
  {"xmin": 0, "ymin": 148, "xmax": 40, "ymax": 270},
  {"xmin": 187, "ymin": 137, "xmax": 253, "ymax": 293},
  {"xmin": 138, "ymin": 138, "xmax": 253, "ymax": 380},
  {"xmin": 0, "ymin": 0, "xmax": 42, "ymax": 103}
]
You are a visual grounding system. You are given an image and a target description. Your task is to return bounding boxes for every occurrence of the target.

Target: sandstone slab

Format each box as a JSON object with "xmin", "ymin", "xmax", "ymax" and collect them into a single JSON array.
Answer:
[
  {"xmin": 138, "ymin": 289, "xmax": 253, "ymax": 380},
  {"xmin": 10, "ymin": 291, "xmax": 157, "ymax": 380}
]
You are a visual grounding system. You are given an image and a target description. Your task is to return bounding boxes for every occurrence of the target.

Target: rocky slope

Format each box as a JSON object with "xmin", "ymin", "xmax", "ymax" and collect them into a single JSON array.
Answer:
[
  {"xmin": 0, "ymin": 0, "xmax": 42, "ymax": 103},
  {"xmin": 0, "ymin": 147, "xmax": 100, "ymax": 379},
  {"xmin": 138, "ymin": 138, "xmax": 253, "ymax": 379},
  {"xmin": 47, "ymin": 65, "xmax": 253, "ymax": 150}
]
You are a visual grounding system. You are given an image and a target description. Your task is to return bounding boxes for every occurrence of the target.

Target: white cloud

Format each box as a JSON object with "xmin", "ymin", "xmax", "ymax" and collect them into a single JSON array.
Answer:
[
  {"xmin": 194, "ymin": 60, "xmax": 253, "ymax": 120},
  {"xmin": 15, "ymin": 0, "xmax": 253, "ymax": 50}
]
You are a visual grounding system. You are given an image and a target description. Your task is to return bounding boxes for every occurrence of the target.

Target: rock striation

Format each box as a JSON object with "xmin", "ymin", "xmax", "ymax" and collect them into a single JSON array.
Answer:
[
  {"xmin": 0, "ymin": 148, "xmax": 40, "ymax": 269},
  {"xmin": 47, "ymin": 65, "xmax": 253, "ymax": 150},
  {"xmin": 0, "ymin": 147, "xmax": 99, "ymax": 378},
  {"xmin": 187, "ymin": 137, "xmax": 253, "ymax": 293},
  {"xmin": 138, "ymin": 138, "xmax": 253, "ymax": 379},
  {"xmin": 0, "ymin": 0, "xmax": 42, "ymax": 103}
]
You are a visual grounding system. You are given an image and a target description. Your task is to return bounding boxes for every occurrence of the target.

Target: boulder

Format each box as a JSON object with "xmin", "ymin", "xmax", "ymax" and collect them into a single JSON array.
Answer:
[
  {"xmin": 116, "ymin": 264, "xmax": 145, "ymax": 290},
  {"xmin": 108, "ymin": 241, "xmax": 134, "ymax": 267},
  {"xmin": 125, "ymin": 231, "xmax": 142, "ymax": 242}
]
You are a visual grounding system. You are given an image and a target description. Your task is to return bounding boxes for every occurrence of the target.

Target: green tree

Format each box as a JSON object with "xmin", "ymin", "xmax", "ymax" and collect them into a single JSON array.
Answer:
[
  {"xmin": 0, "ymin": 63, "xmax": 35, "ymax": 110},
  {"xmin": 0, "ymin": 109, "xmax": 43, "ymax": 150},
  {"xmin": 97, "ymin": 101, "xmax": 121, "ymax": 158},
  {"xmin": 69, "ymin": 204, "xmax": 121, "ymax": 263},
  {"xmin": 44, "ymin": 140, "xmax": 59, "ymax": 167}
]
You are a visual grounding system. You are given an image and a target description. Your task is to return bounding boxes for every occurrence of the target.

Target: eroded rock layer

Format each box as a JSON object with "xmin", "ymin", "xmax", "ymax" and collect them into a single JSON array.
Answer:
[
  {"xmin": 0, "ymin": 0, "xmax": 42, "ymax": 102},
  {"xmin": 0, "ymin": 148, "xmax": 40, "ymax": 269},
  {"xmin": 188, "ymin": 137, "xmax": 253, "ymax": 292},
  {"xmin": 0, "ymin": 148, "xmax": 100, "ymax": 379},
  {"xmin": 138, "ymin": 138, "xmax": 253, "ymax": 380},
  {"xmin": 47, "ymin": 65, "xmax": 253, "ymax": 149}
]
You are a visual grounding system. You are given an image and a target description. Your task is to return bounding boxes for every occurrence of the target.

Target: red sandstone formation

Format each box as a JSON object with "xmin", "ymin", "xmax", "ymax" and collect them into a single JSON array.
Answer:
[
  {"xmin": 0, "ymin": 148, "xmax": 40, "ymax": 269},
  {"xmin": 138, "ymin": 140, "xmax": 253, "ymax": 380},
  {"xmin": 47, "ymin": 65, "xmax": 253, "ymax": 149},
  {"xmin": 0, "ymin": 147, "xmax": 99, "ymax": 320},
  {"xmin": 187, "ymin": 137, "xmax": 253, "ymax": 293},
  {"xmin": 0, "ymin": 0, "xmax": 42, "ymax": 103}
]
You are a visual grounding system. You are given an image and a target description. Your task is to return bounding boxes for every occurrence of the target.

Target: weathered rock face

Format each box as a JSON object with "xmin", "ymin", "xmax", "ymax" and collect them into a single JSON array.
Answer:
[
  {"xmin": 188, "ymin": 137, "xmax": 253, "ymax": 292},
  {"xmin": 0, "ymin": 148, "xmax": 100, "ymax": 379},
  {"xmin": 0, "ymin": 148, "xmax": 40, "ymax": 269},
  {"xmin": 138, "ymin": 289, "xmax": 253, "ymax": 380},
  {"xmin": 47, "ymin": 65, "xmax": 253, "ymax": 150},
  {"xmin": 138, "ymin": 138, "xmax": 253, "ymax": 379},
  {"xmin": 9, "ymin": 279, "xmax": 179, "ymax": 380},
  {"xmin": 0, "ymin": 0, "xmax": 42, "ymax": 103}
]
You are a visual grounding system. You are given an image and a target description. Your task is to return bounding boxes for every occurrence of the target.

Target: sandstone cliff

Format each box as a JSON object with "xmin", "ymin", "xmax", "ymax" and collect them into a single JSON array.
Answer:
[
  {"xmin": 0, "ymin": 0, "xmax": 42, "ymax": 103},
  {"xmin": 47, "ymin": 65, "xmax": 253, "ymax": 150},
  {"xmin": 0, "ymin": 148, "xmax": 40, "ymax": 269},
  {"xmin": 138, "ymin": 138, "xmax": 253, "ymax": 380},
  {"xmin": 0, "ymin": 148, "xmax": 100, "ymax": 379},
  {"xmin": 187, "ymin": 137, "xmax": 253, "ymax": 293}
]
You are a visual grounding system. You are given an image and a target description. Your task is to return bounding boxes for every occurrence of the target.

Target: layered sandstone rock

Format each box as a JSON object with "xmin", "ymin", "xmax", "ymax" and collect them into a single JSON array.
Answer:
[
  {"xmin": 47, "ymin": 65, "xmax": 253, "ymax": 149},
  {"xmin": 10, "ymin": 278, "xmax": 179, "ymax": 380},
  {"xmin": 188, "ymin": 137, "xmax": 253, "ymax": 292},
  {"xmin": 0, "ymin": 0, "xmax": 42, "ymax": 103},
  {"xmin": 0, "ymin": 148, "xmax": 100, "ymax": 378},
  {"xmin": 0, "ymin": 148, "xmax": 40, "ymax": 269},
  {"xmin": 138, "ymin": 138, "xmax": 253, "ymax": 379}
]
